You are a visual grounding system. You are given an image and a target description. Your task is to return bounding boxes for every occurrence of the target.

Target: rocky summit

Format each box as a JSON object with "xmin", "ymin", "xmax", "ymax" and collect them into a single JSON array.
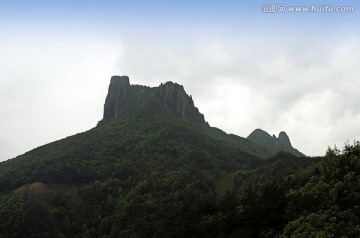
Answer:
[
  {"xmin": 103, "ymin": 75, "xmax": 131, "ymax": 121},
  {"xmin": 247, "ymin": 128, "xmax": 304, "ymax": 157},
  {"xmin": 0, "ymin": 74, "xmax": 320, "ymax": 238},
  {"xmin": 101, "ymin": 75, "xmax": 302, "ymax": 157},
  {"xmin": 102, "ymin": 75, "xmax": 208, "ymax": 126},
  {"xmin": 156, "ymin": 81, "xmax": 208, "ymax": 126}
]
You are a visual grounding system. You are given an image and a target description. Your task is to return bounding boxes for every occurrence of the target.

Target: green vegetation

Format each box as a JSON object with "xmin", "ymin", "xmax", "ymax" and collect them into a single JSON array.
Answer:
[
  {"xmin": 283, "ymin": 143, "xmax": 360, "ymax": 237},
  {"xmin": 1, "ymin": 79, "xmax": 359, "ymax": 237}
]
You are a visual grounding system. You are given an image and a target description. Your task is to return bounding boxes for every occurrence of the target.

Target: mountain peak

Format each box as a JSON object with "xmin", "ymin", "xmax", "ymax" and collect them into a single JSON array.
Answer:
[
  {"xmin": 278, "ymin": 131, "xmax": 292, "ymax": 148},
  {"xmin": 156, "ymin": 81, "xmax": 208, "ymax": 126},
  {"xmin": 102, "ymin": 75, "xmax": 131, "ymax": 122},
  {"xmin": 100, "ymin": 76, "xmax": 208, "ymax": 126},
  {"xmin": 110, "ymin": 75, "xmax": 129, "ymax": 84},
  {"xmin": 247, "ymin": 129, "xmax": 304, "ymax": 157}
]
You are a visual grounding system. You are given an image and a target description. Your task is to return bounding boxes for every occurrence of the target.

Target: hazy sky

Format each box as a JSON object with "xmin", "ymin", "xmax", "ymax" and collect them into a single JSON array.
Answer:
[{"xmin": 1, "ymin": 0, "xmax": 359, "ymax": 161}]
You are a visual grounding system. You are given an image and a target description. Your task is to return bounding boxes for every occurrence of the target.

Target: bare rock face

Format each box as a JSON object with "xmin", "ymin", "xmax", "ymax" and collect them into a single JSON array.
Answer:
[
  {"xmin": 101, "ymin": 76, "xmax": 208, "ymax": 126},
  {"xmin": 103, "ymin": 76, "xmax": 131, "ymax": 121},
  {"xmin": 247, "ymin": 129, "xmax": 304, "ymax": 157},
  {"xmin": 156, "ymin": 82, "xmax": 208, "ymax": 126},
  {"xmin": 278, "ymin": 131, "xmax": 292, "ymax": 149}
]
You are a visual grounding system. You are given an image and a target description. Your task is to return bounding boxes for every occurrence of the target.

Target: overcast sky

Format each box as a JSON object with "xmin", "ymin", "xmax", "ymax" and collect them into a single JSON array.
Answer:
[{"xmin": 0, "ymin": 0, "xmax": 359, "ymax": 161}]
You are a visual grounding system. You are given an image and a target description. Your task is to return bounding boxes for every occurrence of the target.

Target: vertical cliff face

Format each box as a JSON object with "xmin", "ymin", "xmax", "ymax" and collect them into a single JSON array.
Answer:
[
  {"xmin": 103, "ymin": 76, "xmax": 131, "ymax": 121},
  {"xmin": 101, "ymin": 76, "xmax": 208, "ymax": 126},
  {"xmin": 156, "ymin": 82, "xmax": 208, "ymax": 126},
  {"xmin": 278, "ymin": 131, "xmax": 292, "ymax": 149}
]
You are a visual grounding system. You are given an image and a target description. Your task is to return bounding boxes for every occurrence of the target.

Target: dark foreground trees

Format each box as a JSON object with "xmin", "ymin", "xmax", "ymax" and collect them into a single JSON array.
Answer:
[
  {"xmin": 283, "ymin": 142, "xmax": 360, "ymax": 237},
  {"xmin": 1, "ymin": 142, "xmax": 360, "ymax": 237}
]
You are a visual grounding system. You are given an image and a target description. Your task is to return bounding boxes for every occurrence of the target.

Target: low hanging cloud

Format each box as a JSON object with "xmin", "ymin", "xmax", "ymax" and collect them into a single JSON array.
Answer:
[
  {"xmin": 119, "ymin": 33, "xmax": 360, "ymax": 156},
  {"xmin": 0, "ymin": 29, "xmax": 122, "ymax": 161},
  {"xmin": 0, "ymin": 26, "xmax": 358, "ymax": 160}
]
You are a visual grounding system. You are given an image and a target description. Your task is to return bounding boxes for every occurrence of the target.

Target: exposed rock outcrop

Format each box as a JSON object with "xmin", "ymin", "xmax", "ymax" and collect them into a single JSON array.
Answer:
[
  {"xmin": 103, "ymin": 76, "xmax": 131, "ymax": 121},
  {"xmin": 101, "ymin": 76, "xmax": 208, "ymax": 126},
  {"xmin": 247, "ymin": 129, "xmax": 304, "ymax": 157},
  {"xmin": 278, "ymin": 131, "xmax": 292, "ymax": 149},
  {"xmin": 156, "ymin": 82, "xmax": 208, "ymax": 126}
]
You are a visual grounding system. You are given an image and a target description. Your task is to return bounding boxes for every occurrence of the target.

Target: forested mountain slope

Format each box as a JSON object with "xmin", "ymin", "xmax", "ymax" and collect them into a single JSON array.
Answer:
[{"xmin": 1, "ymin": 75, "xmax": 356, "ymax": 237}]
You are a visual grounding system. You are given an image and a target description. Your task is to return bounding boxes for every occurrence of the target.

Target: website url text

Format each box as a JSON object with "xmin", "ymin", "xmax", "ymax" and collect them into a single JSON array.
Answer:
[{"xmin": 262, "ymin": 5, "xmax": 355, "ymax": 13}]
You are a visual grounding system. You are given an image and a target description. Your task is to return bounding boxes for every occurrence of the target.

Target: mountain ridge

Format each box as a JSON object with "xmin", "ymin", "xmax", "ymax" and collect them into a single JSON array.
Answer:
[
  {"xmin": 0, "ymin": 75, "xmax": 315, "ymax": 237},
  {"xmin": 100, "ymin": 75, "xmax": 208, "ymax": 127},
  {"xmin": 2, "ymin": 75, "xmax": 303, "ymax": 163},
  {"xmin": 247, "ymin": 128, "xmax": 304, "ymax": 157},
  {"xmin": 98, "ymin": 75, "xmax": 303, "ymax": 157}
]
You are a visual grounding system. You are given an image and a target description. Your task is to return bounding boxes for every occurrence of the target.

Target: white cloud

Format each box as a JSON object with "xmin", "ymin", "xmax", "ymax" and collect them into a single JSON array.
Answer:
[
  {"xmin": 1, "ymin": 24, "xmax": 359, "ymax": 160},
  {"xmin": 0, "ymin": 28, "xmax": 121, "ymax": 160},
  {"xmin": 118, "ymin": 32, "xmax": 360, "ymax": 156}
]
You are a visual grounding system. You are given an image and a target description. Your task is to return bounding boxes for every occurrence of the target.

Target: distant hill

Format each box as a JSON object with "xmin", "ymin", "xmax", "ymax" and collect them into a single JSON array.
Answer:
[{"xmin": 247, "ymin": 128, "xmax": 304, "ymax": 157}]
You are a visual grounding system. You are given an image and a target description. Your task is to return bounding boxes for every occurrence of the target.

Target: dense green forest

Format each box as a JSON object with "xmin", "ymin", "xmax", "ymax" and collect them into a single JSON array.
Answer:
[
  {"xmin": 1, "ymin": 77, "xmax": 359, "ymax": 237},
  {"xmin": 2, "ymin": 143, "xmax": 360, "ymax": 237}
]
